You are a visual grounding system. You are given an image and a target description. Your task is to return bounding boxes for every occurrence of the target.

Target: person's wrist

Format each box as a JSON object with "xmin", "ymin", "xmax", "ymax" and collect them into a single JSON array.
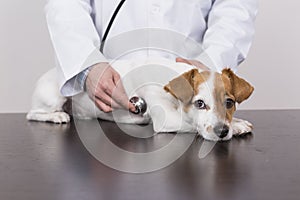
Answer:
[
  {"xmin": 83, "ymin": 68, "xmax": 91, "ymax": 91},
  {"xmin": 85, "ymin": 62, "xmax": 110, "ymax": 92},
  {"xmin": 77, "ymin": 67, "xmax": 91, "ymax": 92}
]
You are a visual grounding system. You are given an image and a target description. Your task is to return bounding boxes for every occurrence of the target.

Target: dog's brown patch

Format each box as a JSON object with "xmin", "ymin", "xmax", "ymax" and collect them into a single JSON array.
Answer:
[
  {"xmin": 193, "ymin": 71, "xmax": 211, "ymax": 94},
  {"xmin": 164, "ymin": 69, "xmax": 211, "ymax": 111},
  {"xmin": 182, "ymin": 71, "xmax": 212, "ymax": 112},
  {"xmin": 211, "ymin": 69, "xmax": 254, "ymax": 123},
  {"xmin": 216, "ymin": 73, "xmax": 238, "ymax": 122},
  {"xmin": 164, "ymin": 69, "xmax": 196, "ymax": 104},
  {"xmin": 222, "ymin": 69, "xmax": 254, "ymax": 104}
]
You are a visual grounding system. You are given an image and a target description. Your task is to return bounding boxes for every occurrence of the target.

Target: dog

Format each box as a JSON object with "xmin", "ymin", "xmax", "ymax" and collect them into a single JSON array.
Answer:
[{"xmin": 27, "ymin": 58, "xmax": 254, "ymax": 141}]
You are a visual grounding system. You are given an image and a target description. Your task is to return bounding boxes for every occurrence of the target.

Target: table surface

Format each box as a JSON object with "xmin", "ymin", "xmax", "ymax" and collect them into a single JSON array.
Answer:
[{"xmin": 0, "ymin": 110, "xmax": 300, "ymax": 200}]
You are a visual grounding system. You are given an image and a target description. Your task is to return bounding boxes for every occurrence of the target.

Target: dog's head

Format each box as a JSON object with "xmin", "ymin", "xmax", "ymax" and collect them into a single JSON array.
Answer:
[{"xmin": 164, "ymin": 68, "xmax": 254, "ymax": 141}]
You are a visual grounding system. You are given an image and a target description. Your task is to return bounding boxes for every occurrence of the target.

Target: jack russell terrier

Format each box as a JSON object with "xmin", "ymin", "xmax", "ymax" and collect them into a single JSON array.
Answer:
[{"xmin": 27, "ymin": 59, "xmax": 254, "ymax": 141}]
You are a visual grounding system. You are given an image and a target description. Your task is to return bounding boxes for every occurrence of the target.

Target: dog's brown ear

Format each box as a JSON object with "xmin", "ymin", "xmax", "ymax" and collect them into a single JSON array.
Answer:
[
  {"xmin": 222, "ymin": 68, "xmax": 254, "ymax": 104},
  {"xmin": 164, "ymin": 69, "xmax": 198, "ymax": 104}
]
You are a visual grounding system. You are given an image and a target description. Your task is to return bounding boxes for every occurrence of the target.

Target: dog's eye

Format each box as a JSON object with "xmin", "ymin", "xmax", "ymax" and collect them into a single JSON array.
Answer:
[
  {"xmin": 194, "ymin": 100, "xmax": 206, "ymax": 110},
  {"xmin": 225, "ymin": 98, "xmax": 235, "ymax": 109}
]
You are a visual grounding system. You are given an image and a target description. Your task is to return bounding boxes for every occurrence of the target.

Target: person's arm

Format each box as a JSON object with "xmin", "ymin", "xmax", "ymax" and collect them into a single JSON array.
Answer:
[
  {"xmin": 45, "ymin": 0, "xmax": 107, "ymax": 96},
  {"xmin": 179, "ymin": 0, "xmax": 258, "ymax": 72},
  {"xmin": 46, "ymin": 0, "xmax": 135, "ymax": 112}
]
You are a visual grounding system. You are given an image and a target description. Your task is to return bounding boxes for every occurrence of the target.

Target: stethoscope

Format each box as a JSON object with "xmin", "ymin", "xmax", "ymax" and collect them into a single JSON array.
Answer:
[
  {"xmin": 100, "ymin": 0, "xmax": 126, "ymax": 53},
  {"xmin": 100, "ymin": 0, "xmax": 147, "ymax": 115}
]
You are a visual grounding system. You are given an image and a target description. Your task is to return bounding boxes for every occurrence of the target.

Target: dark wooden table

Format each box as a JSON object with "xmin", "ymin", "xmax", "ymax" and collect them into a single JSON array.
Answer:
[{"xmin": 0, "ymin": 110, "xmax": 300, "ymax": 200}]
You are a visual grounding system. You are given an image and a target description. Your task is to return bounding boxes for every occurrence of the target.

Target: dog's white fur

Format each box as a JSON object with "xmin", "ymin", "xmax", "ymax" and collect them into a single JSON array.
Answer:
[{"xmin": 27, "ymin": 58, "xmax": 253, "ymax": 141}]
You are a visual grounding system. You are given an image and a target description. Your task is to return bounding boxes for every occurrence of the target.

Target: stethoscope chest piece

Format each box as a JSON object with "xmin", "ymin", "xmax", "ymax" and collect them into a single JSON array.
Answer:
[{"xmin": 129, "ymin": 96, "xmax": 147, "ymax": 115}]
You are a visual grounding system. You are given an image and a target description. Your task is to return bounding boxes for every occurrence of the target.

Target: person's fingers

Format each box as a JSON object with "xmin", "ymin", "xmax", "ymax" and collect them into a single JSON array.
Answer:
[
  {"xmin": 93, "ymin": 77, "xmax": 124, "ymax": 109},
  {"xmin": 86, "ymin": 82, "xmax": 121, "ymax": 110},
  {"xmin": 95, "ymin": 90, "xmax": 123, "ymax": 109},
  {"xmin": 176, "ymin": 57, "xmax": 209, "ymax": 70},
  {"xmin": 114, "ymin": 83, "xmax": 136, "ymax": 112},
  {"xmin": 112, "ymin": 72, "xmax": 136, "ymax": 112},
  {"xmin": 176, "ymin": 57, "xmax": 191, "ymax": 64},
  {"xmin": 90, "ymin": 90, "xmax": 122, "ymax": 110},
  {"xmin": 96, "ymin": 78, "xmax": 134, "ymax": 111},
  {"xmin": 94, "ymin": 98, "xmax": 113, "ymax": 113},
  {"xmin": 86, "ymin": 64, "xmax": 136, "ymax": 112}
]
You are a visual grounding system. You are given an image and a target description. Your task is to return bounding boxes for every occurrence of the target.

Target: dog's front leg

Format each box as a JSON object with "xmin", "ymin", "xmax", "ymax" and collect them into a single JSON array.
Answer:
[
  {"xmin": 150, "ymin": 107, "xmax": 183, "ymax": 133},
  {"xmin": 146, "ymin": 98, "xmax": 193, "ymax": 133},
  {"xmin": 231, "ymin": 118, "xmax": 253, "ymax": 136}
]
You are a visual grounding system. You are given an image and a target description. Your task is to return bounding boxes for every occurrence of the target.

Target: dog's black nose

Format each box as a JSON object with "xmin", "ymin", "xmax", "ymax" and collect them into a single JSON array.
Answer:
[{"xmin": 214, "ymin": 123, "xmax": 229, "ymax": 138}]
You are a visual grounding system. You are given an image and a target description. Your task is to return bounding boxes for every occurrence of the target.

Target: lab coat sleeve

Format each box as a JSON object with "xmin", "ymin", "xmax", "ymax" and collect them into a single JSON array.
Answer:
[
  {"xmin": 195, "ymin": 0, "xmax": 258, "ymax": 72},
  {"xmin": 45, "ymin": 0, "xmax": 107, "ymax": 96}
]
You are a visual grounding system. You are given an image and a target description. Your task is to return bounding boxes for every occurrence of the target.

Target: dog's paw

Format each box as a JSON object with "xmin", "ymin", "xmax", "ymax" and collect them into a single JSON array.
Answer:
[
  {"xmin": 231, "ymin": 118, "xmax": 253, "ymax": 136},
  {"xmin": 49, "ymin": 112, "xmax": 70, "ymax": 124},
  {"xmin": 27, "ymin": 111, "xmax": 70, "ymax": 124}
]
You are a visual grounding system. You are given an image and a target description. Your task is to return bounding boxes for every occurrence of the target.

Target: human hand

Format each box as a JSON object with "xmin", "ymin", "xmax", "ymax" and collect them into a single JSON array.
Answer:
[
  {"xmin": 85, "ymin": 62, "xmax": 136, "ymax": 113},
  {"xmin": 176, "ymin": 57, "xmax": 209, "ymax": 71}
]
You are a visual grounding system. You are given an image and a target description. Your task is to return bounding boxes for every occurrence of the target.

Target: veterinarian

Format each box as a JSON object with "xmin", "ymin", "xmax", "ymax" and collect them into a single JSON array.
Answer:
[{"xmin": 45, "ymin": 0, "xmax": 258, "ymax": 113}]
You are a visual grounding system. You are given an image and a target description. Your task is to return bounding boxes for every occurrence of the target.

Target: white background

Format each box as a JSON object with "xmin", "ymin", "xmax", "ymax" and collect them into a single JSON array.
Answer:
[{"xmin": 0, "ymin": 0, "xmax": 299, "ymax": 113}]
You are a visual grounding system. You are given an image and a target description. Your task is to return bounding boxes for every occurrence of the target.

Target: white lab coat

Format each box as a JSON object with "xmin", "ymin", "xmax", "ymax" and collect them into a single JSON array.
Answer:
[{"xmin": 45, "ymin": 0, "xmax": 258, "ymax": 96}]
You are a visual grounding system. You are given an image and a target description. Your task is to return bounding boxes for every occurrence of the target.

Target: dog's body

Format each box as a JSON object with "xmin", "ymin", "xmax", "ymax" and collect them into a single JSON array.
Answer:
[{"xmin": 27, "ymin": 58, "xmax": 254, "ymax": 141}]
